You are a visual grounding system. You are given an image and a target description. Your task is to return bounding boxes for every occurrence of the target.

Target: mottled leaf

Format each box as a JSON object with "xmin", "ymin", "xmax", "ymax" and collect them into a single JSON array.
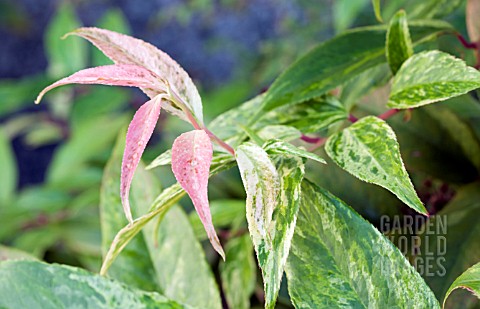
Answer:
[
  {"xmin": 467, "ymin": 0, "xmax": 480, "ymax": 43},
  {"xmin": 444, "ymin": 262, "xmax": 480, "ymax": 307},
  {"xmin": 0, "ymin": 260, "xmax": 190, "ymax": 308},
  {"xmin": 386, "ymin": 10, "xmax": 413, "ymax": 75},
  {"xmin": 35, "ymin": 64, "xmax": 165, "ymax": 104},
  {"xmin": 263, "ymin": 139, "xmax": 326, "ymax": 164},
  {"xmin": 68, "ymin": 27, "xmax": 203, "ymax": 122},
  {"xmin": 325, "ymin": 116, "xmax": 427, "ymax": 214},
  {"xmin": 388, "ymin": 51, "xmax": 480, "ymax": 109},
  {"xmin": 257, "ymin": 125, "xmax": 301, "ymax": 143},
  {"xmin": 171, "ymin": 130, "xmax": 224, "ymax": 258},
  {"xmin": 372, "ymin": 0, "xmax": 382, "ymax": 22},
  {"xmin": 236, "ymin": 143, "xmax": 304, "ymax": 308},
  {"xmin": 220, "ymin": 235, "xmax": 257, "ymax": 309},
  {"xmin": 261, "ymin": 21, "xmax": 452, "ymax": 111},
  {"xmin": 0, "ymin": 129, "xmax": 16, "ymax": 205},
  {"xmin": 285, "ymin": 180, "xmax": 440, "ymax": 308},
  {"xmin": 100, "ymin": 132, "xmax": 160, "ymax": 291},
  {"xmin": 121, "ymin": 95, "xmax": 163, "ymax": 223}
]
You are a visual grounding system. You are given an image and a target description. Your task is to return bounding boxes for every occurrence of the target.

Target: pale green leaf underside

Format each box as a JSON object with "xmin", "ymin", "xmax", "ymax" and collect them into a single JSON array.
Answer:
[
  {"xmin": 444, "ymin": 262, "xmax": 480, "ymax": 307},
  {"xmin": 263, "ymin": 139, "xmax": 326, "ymax": 164},
  {"xmin": 285, "ymin": 180, "xmax": 440, "ymax": 308},
  {"xmin": 388, "ymin": 51, "xmax": 480, "ymax": 109},
  {"xmin": 386, "ymin": 10, "xmax": 413, "ymax": 74},
  {"xmin": 325, "ymin": 116, "xmax": 427, "ymax": 215},
  {"xmin": 0, "ymin": 260, "xmax": 191, "ymax": 308}
]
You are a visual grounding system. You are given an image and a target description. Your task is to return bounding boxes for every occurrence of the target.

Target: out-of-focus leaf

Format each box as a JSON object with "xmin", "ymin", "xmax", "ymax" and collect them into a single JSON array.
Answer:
[
  {"xmin": 23, "ymin": 122, "xmax": 63, "ymax": 147},
  {"xmin": 262, "ymin": 21, "xmax": 452, "ymax": 112},
  {"xmin": 12, "ymin": 226, "xmax": 61, "ymax": 258},
  {"xmin": 285, "ymin": 180, "xmax": 440, "ymax": 308},
  {"xmin": 188, "ymin": 200, "xmax": 246, "ymax": 240},
  {"xmin": 386, "ymin": 10, "xmax": 413, "ymax": 74},
  {"xmin": 100, "ymin": 132, "xmax": 160, "ymax": 291},
  {"xmin": 171, "ymin": 130, "xmax": 224, "ymax": 258},
  {"xmin": 263, "ymin": 139, "xmax": 326, "ymax": 164},
  {"xmin": 94, "ymin": 9, "xmax": 131, "ymax": 66},
  {"xmin": 333, "ymin": 0, "xmax": 369, "ymax": 32},
  {"xmin": 121, "ymin": 95, "xmax": 163, "ymax": 223},
  {"xmin": 326, "ymin": 116, "xmax": 427, "ymax": 214},
  {"xmin": 388, "ymin": 51, "xmax": 480, "ymax": 109},
  {"xmin": 0, "ymin": 245, "xmax": 37, "ymax": 262},
  {"xmin": 417, "ymin": 183, "xmax": 480, "ymax": 302},
  {"xmin": 220, "ymin": 235, "xmax": 257, "ymax": 309},
  {"xmin": 0, "ymin": 129, "xmax": 17, "ymax": 205},
  {"xmin": 0, "ymin": 76, "xmax": 51, "ymax": 116},
  {"xmin": 0, "ymin": 260, "xmax": 190, "ymax": 308},
  {"xmin": 68, "ymin": 27, "xmax": 203, "ymax": 122},
  {"xmin": 372, "ymin": 0, "xmax": 383, "ymax": 22},
  {"xmin": 45, "ymin": 2, "xmax": 86, "ymax": 78},
  {"xmin": 47, "ymin": 114, "xmax": 128, "ymax": 184},
  {"xmin": 257, "ymin": 125, "xmax": 301, "ymax": 142},
  {"xmin": 444, "ymin": 262, "xmax": 480, "ymax": 307},
  {"xmin": 405, "ymin": 0, "xmax": 463, "ymax": 19},
  {"xmin": 236, "ymin": 143, "xmax": 304, "ymax": 308},
  {"xmin": 467, "ymin": 0, "xmax": 480, "ymax": 43}
]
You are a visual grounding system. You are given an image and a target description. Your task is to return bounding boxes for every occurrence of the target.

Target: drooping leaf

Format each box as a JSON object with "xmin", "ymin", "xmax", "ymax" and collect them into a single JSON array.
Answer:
[
  {"xmin": 36, "ymin": 64, "xmax": 165, "ymax": 104},
  {"xmin": 325, "ymin": 116, "xmax": 427, "ymax": 214},
  {"xmin": 372, "ymin": 0, "xmax": 383, "ymax": 22},
  {"xmin": 285, "ymin": 180, "xmax": 440, "ymax": 308},
  {"xmin": 444, "ymin": 262, "xmax": 480, "ymax": 307},
  {"xmin": 67, "ymin": 27, "xmax": 203, "ymax": 122},
  {"xmin": 100, "ymin": 132, "xmax": 160, "ymax": 291},
  {"xmin": 0, "ymin": 129, "xmax": 16, "ymax": 205},
  {"xmin": 140, "ymin": 207, "xmax": 223, "ymax": 309},
  {"xmin": 467, "ymin": 0, "xmax": 480, "ymax": 43},
  {"xmin": 121, "ymin": 95, "xmax": 163, "ymax": 223},
  {"xmin": 261, "ymin": 21, "xmax": 452, "ymax": 111},
  {"xmin": 386, "ymin": 10, "xmax": 413, "ymax": 74},
  {"xmin": 388, "ymin": 51, "xmax": 480, "ymax": 109},
  {"xmin": 45, "ymin": 2, "xmax": 87, "ymax": 78},
  {"xmin": 100, "ymin": 159, "xmax": 235, "ymax": 276},
  {"xmin": 171, "ymin": 130, "xmax": 224, "ymax": 259},
  {"xmin": 263, "ymin": 139, "xmax": 326, "ymax": 164},
  {"xmin": 0, "ymin": 260, "xmax": 189, "ymax": 308},
  {"xmin": 236, "ymin": 143, "xmax": 304, "ymax": 308},
  {"xmin": 220, "ymin": 235, "xmax": 257, "ymax": 309}
]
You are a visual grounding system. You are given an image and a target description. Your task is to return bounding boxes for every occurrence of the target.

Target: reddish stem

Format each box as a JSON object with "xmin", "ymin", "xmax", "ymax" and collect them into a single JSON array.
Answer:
[
  {"xmin": 301, "ymin": 134, "xmax": 322, "ymax": 144},
  {"xmin": 348, "ymin": 114, "xmax": 358, "ymax": 123},
  {"xmin": 456, "ymin": 34, "xmax": 477, "ymax": 49},
  {"xmin": 378, "ymin": 109, "xmax": 400, "ymax": 120}
]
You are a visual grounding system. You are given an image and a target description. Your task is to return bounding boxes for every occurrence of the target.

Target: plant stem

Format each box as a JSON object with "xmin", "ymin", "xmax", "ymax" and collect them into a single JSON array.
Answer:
[
  {"xmin": 456, "ymin": 33, "xmax": 477, "ymax": 49},
  {"xmin": 348, "ymin": 114, "xmax": 358, "ymax": 123},
  {"xmin": 205, "ymin": 128, "xmax": 235, "ymax": 156},
  {"xmin": 378, "ymin": 108, "xmax": 400, "ymax": 120},
  {"xmin": 300, "ymin": 134, "xmax": 322, "ymax": 144}
]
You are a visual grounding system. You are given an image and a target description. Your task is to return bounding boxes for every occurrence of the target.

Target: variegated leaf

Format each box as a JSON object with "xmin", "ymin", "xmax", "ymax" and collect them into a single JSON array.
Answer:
[
  {"xmin": 171, "ymin": 130, "xmax": 224, "ymax": 259},
  {"xmin": 35, "ymin": 64, "xmax": 164, "ymax": 103},
  {"xmin": 325, "ymin": 116, "xmax": 427, "ymax": 215},
  {"xmin": 236, "ymin": 143, "xmax": 304, "ymax": 308},
  {"xmin": 444, "ymin": 262, "xmax": 480, "ymax": 307},
  {"xmin": 67, "ymin": 27, "xmax": 203, "ymax": 123},
  {"xmin": 388, "ymin": 51, "xmax": 480, "ymax": 109},
  {"xmin": 386, "ymin": 10, "xmax": 413, "ymax": 74},
  {"xmin": 263, "ymin": 139, "xmax": 326, "ymax": 164},
  {"xmin": 121, "ymin": 95, "xmax": 163, "ymax": 223}
]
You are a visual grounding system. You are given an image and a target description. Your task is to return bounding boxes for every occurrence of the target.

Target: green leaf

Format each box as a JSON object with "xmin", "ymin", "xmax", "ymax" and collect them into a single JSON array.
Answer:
[
  {"xmin": 325, "ymin": 116, "xmax": 427, "ymax": 214},
  {"xmin": 140, "ymin": 207, "xmax": 222, "ymax": 309},
  {"xmin": 146, "ymin": 150, "xmax": 233, "ymax": 170},
  {"xmin": 405, "ymin": 0, "xmax": 463, "ymax": 19},
  {"xmin": 263, "ymin": 139, "xmax": 326, "ymax": 164},
  {"xmin": 257, "ymin": 125, "xmax": 301, "ymax": 142},
  {"xmin": 444, "ymin": 262, "xmax": 480, "ymax": 308},
  {"xmin": 386, "ymin": 10, "xmax": 413, "ymax": 75},
  {"xmin": 220, "ymin": 235, "xmax": 257, "ymax": 309},
  {"xmin": 45, "ymin": 2, "xmax": 87, "ymax": 78},
  {"xmin": 372, "ymin": 0, "xmax": 383, "ymax": 22},
  {"xmin": 285, "ymin": 180, "xmax": 440, "ymax": 308},
  {"xmin": 261, "ymin": 21, "xmax": 451, "ymax": 111},
  {"xmin": 0, "ymin": 260, "xmax": 189, "ymax": 308},
  {"xmin": 0, "ymin": 75, "xmax": 51, "ymax": 116},
  {"xmin": 388, "ymin": 51, "xmax": 480, "ymax": 109},
  {"xmin": 0, "ymin": 245, "xmax": 37, "ymax": 262},
  {"xmin": 189, "ymin": 200, "xmax": 246, "ymax": 240},
  {"xmin": 100, "ymin": 132, "xmax": 160, "ymax": 291},
  {"xmin": 333, "ymin": 0, "xmax": 369, "ymax": 33},
  {"xmin": 0, "ymin": 128, "xmax": 16, "ymax": 205},
  {"xmin": 236, "ymin": 143, "xmax": 304, "ymax": 308}
]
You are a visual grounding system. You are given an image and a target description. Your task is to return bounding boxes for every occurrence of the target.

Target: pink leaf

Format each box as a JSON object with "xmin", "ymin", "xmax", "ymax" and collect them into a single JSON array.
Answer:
[
  {"xmin": 67, "ymin": 27, "xmax": 203, "ymax": 122},
  {"xmin": 467, "ymin": 0, "xmax": 480, "ymax": 43},
  {"xmin": 121, "ymin": 95, "xmax": 163, "ymax": 223},
  {"xmin": 171, "ymin": 130, "xmax": 225, "ymax": 259},
  {"xmin": 35, "ymin": 64, "xmax": 165, "ymax": 104}
]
